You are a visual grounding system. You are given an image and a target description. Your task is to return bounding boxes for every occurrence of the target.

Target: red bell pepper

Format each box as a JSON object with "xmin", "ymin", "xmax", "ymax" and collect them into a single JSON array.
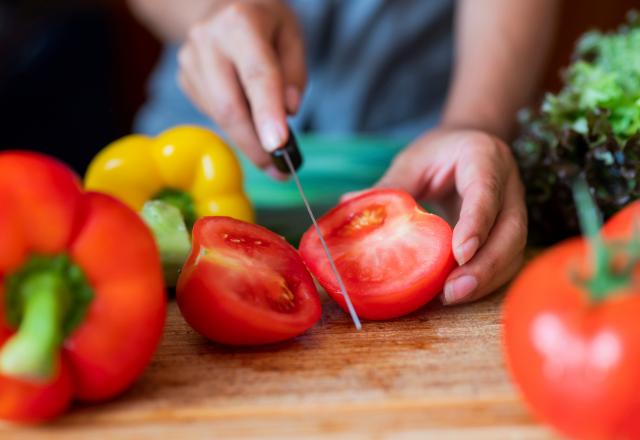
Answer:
[{"xmin": 0, "ymin": 152, "xmax": 166, "ymax": 423}]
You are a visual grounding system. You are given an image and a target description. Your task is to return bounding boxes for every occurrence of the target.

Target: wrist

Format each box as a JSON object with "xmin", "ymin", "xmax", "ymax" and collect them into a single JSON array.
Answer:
[
  {"xmin": 440, "ymin": 109, "xmax": 514, "ymax": 142},
  {"xmin": 439, "ymin": 90, "xmax": 519, "ymax": 141}
]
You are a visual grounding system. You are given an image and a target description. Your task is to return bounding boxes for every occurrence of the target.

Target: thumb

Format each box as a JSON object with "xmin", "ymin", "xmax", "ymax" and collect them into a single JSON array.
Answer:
[
  {"xmin": 339, "ymin": 150, "xmax": 425, "ymax": 204},
  {"xmin": 374, "ymin": 149, "xmax": 427, "ymax": 198}
]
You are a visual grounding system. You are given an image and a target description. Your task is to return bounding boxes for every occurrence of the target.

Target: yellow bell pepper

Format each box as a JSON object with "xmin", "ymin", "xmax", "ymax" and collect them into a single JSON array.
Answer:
[{"xmin": 85, "ymin": 125, "xmax": 254, "ymax": 226}]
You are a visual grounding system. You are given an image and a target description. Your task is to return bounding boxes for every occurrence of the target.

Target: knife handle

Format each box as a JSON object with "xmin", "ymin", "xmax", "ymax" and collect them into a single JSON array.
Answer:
[{"xmin": 270, "ymin": 126, "xmax": 303, "ymax": 173}]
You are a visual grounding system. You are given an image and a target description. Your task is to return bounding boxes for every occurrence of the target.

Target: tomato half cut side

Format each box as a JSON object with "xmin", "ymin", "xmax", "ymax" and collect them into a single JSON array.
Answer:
[
  {"xmin": 299, "ymin": 189, "xmax": 455, "ymax": 320},
  {"xmin": 177, "ymin": 217, "xmax": 322, "ymax": 345}
]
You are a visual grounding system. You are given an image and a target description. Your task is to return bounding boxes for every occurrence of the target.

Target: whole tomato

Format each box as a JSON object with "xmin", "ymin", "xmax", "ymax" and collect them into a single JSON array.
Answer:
[{"xmin": 503, "ymin": 199, "xmax": 640, "ymax": 440}]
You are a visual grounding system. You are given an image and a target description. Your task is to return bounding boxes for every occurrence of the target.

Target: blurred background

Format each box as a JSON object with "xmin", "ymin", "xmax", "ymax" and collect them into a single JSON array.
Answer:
[{"xmin": 0, "ymin": 0, "xmax": 636, "ymax": 174}]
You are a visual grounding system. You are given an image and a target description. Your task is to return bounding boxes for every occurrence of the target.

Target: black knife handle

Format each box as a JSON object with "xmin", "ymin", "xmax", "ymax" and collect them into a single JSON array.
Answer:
[{"xmin": 270, "ymin": 127, "xmax": 303, "ymax": 173}]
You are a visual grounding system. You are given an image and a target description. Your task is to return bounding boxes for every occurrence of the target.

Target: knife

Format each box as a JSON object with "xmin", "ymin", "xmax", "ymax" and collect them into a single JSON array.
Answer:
[{"xmin": 270, "ymin": 128, "xmax": 362, "ymax": 330}]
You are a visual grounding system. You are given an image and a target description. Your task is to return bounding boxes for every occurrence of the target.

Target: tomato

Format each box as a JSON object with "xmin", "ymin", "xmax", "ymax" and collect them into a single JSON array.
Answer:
[
  {"xmin": 602, "ymin": 200, "xmax": 640, "ymax": 239},
  {"xmin": 299, "ymin": 189, "xmax": 455, "ymax": 320},
  {"xmin": 176, "ymin": 217, "xmax": 322, "ymax": 345},
  {"xmin": 503, "ymin": 236, "xmax": 640, "ymax": 440}
]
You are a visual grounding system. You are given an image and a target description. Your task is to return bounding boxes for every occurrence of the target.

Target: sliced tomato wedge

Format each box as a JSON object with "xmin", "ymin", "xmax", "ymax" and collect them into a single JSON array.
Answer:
[
  {"xmin": 300, "ymin": 189, "xmax": 455, "ymax": 320},
  {"xmin": 177, "ymin": 217, "xmax": 322, "ymax": 345}
]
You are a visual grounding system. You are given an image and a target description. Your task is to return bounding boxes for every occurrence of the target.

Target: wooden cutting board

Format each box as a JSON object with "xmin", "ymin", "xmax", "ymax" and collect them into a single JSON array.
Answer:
[{"xmin": 0, "ymin": 289, "xmax": 557, "ymax": 439}]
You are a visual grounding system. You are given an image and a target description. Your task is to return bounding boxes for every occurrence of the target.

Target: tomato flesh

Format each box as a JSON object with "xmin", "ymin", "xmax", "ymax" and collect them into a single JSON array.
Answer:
[
  {"xmin": 300, "ymin": 189, "xmax": 455, "ymax": 320},
  {"xmin": 177, "ymin": 217, "xmax": 321, "ymax": 345}
]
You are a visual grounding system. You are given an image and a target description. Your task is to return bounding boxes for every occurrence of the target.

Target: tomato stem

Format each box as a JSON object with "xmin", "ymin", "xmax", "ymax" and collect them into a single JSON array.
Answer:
[
  {"xmin": 573, "ymin": 179, "xmax": 636, "ymax": 301},
  {"xmin": 0, "ymin": 272, "xmax": 66, "ymax": 381}
]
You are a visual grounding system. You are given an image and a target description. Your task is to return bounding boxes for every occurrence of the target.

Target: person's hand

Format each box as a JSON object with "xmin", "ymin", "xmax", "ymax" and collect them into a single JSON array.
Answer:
[
  {"xmin": 177, "ymin": 0, "xmax": 305, "ymax": 177},
  {"xmin": 350, "ymin": 128, "xmax": 528, "ymax": 305}
]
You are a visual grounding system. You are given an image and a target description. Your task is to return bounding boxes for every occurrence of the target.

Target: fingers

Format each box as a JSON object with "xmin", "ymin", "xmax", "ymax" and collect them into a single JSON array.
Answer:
[
  {"xmin": 177, "ymin": 1, "xmax": 306, "ymax": 176},
  {"xmin": 226, "ymin": 38, "xmax": 288, "ymax": 152},
  {"xmin": 277, "ymin": 21, "xmax": 307, "ymax": 114},
  {"xmin": 451, "ymin": 135, "xmax": 510, "ymax": 265},
  {"xmin": 347, "ymin": 138, "xmax": 427, "ymax": 207},
  {"xmin": 441, "ymin": 170, "xmax": 528, "ymax": 305},
  {"xmin": 442, "ymin": 255, "xmax": 524, "ymax": 306},
  {"xmin": 177, "ymin": 62, "xmax": 208, "ymax": 118},
  {"xmin": 216, "ymin": 4, "xmax": 288, "ymax": 152},
  {"xmin": 179, "ymin": 42, "xmax": 275, "ymax": 170},
  {"xmin": 374, "ymin": 147, "xmax": 430, "ymax": 198},
  {"xmin": 369, "ymin": 129, "xmax": 527, "ymax": 306}
]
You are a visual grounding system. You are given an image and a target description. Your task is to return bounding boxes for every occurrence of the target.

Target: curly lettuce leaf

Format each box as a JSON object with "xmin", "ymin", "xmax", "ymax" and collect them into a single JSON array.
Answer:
[
  {"xmin": 542, "ymin": 14, "xmax": 640, "ymax": 139},
  {"xmin": 513, "ymin": 11, "xmax": 640, "ymax": 243}
]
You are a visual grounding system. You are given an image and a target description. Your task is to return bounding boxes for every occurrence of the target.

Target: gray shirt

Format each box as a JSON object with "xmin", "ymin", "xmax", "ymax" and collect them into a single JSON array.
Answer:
[{"xmin": 135, "ymin": 0, "xmax": 455, "ymax": 139}]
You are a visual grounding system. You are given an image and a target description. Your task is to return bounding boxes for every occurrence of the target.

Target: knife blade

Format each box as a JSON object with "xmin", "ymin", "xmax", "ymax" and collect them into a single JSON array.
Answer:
[{"xmin": 271, "ymin": 130, "xmax": 362, "ymax": 331}]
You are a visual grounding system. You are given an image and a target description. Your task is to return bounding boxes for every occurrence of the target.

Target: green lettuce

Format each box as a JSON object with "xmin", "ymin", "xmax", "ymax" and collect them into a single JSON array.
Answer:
[
  {"xmin": 543, "ymin": 13, "xmax": 640, "ymax": 139},
  {"xmin": 513, "ymin": 11, "xmax": 640, "ymax": 243}
]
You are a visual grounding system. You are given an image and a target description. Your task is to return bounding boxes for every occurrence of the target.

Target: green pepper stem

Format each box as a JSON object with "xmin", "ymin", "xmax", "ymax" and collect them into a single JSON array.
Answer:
[
  {"xmin": 141, "ymin": 200, "xmax": 192, "ymax": 286},
  {"xmin": 0, "ymin": 273, "xmax": 66, "ymax": 382},
  {"xmin": 152, "ymin": 188, "xmax": 197, "ymax": 230}
]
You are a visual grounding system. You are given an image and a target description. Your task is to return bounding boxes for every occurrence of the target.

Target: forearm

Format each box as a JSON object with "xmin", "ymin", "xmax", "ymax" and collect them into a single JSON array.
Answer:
[
  {"xmin": 127, "ymin": 0, "xmax": 223, "ymax": 42},
  {"xmin": 442, "ymin": 0, "xmax": 559, "ymax": 140}
]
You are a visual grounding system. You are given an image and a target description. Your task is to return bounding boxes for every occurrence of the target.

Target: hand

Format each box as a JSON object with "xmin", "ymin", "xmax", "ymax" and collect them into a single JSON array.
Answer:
[
  {"xmin": 357, "ymin": 128, "xmax": 528, "ymax": 305},
  {"xmin": 177, "ymin": 0, "xmax": 305, "ymax": 177}
]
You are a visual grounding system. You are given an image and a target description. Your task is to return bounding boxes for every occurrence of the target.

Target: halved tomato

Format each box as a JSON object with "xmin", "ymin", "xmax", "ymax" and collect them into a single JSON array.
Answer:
[
  {"xmin": 299, "ymin": 189, "xmax": 455, "ymax": 320},
  {"xmin": 176, "ymin": 217, "xmax": 322, "ymax": 345}
]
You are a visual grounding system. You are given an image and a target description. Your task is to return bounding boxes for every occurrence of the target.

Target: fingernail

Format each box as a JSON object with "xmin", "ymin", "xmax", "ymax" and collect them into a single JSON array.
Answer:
[
  {"xmin": 265, "ymin": 165, "xmax": 289, "ymax": 181},
  {"xmin": 442, "ymin": 275, "xmax": 478, "ymax": 305},
  {"xmin": 259, "ymin": 120, "xmax": 287, "ymax": 152},
  {"xmin": 285, "ymin": 86, "xmax": 300, "ymax": 114},
  {"xmin": 454, "ymin": 237, "xmax": 479, "ymax": 265}
]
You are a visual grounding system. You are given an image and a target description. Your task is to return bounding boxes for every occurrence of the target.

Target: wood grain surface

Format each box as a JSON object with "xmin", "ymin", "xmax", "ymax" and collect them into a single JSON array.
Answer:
[{"xmin": 0, "ymin": 290, "xmax": 558, "ymax": 439}]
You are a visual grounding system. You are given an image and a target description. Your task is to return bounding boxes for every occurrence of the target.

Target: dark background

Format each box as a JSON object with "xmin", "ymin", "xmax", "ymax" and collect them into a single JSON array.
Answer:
[{"xmin": 0, "ymin": 0, "xmax": 636, "ymax": 173}]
